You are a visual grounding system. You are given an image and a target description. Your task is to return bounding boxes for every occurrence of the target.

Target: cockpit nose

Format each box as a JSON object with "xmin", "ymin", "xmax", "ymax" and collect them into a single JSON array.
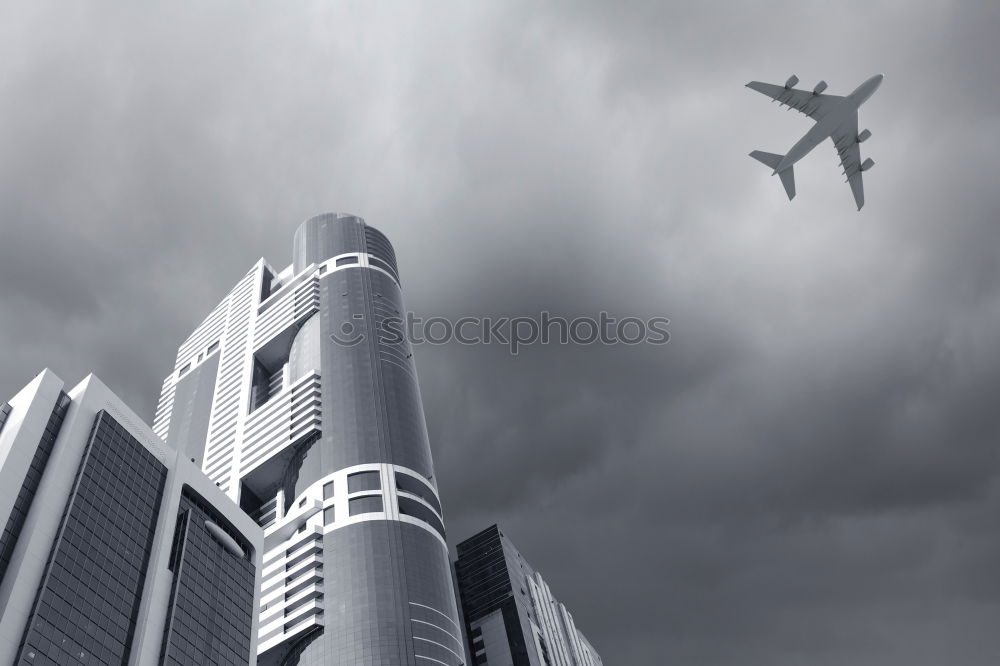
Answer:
[{"xmin": 857, "ymin": 74, "xmax": 884, "ymax": 103}]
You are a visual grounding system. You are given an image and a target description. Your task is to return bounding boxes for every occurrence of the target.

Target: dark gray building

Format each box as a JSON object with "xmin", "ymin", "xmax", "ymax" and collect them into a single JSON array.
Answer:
[
  {"xmin": 153, "ymin": 214, "xmax": 464, "ymax": 665},
  {"xmin": 455, "ymin": 526, "xmax": 603, "ymax": 666},
  {"xmin": 0, "ymin": 370, "xmax": 263, "ymax": 665}
]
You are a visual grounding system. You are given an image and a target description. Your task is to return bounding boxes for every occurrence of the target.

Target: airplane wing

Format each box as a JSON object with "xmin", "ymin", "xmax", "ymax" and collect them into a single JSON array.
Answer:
[
  {"xmin": 831, "ymin": 114, "xmax": 866, "ymax": 210},
  {"xmin": 746, "ymin": 81, "xmax": 843, "ymax": 120}
]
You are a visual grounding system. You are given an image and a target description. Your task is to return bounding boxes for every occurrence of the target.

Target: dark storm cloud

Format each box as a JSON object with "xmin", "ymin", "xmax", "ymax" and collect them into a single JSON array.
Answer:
[{"xmin": 2, "ymin": 1, "xmax": 1000, "ymax": 664}]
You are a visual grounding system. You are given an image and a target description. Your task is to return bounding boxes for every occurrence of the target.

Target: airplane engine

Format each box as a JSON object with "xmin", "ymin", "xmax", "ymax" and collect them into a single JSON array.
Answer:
[
  {"xmin": 857, "ymin": 129, "xmax": 872, "ymax": 143},
  {"xmin": 784, "ymin": 75, "xmax": 799, "ymax": 89},
  {"xmin": 860, "ymin": 157, "xmax": 875, "ymax": 171},
  {"xmin": 812, "ymin": 80, "xmax": 827, "ymax": 94}
]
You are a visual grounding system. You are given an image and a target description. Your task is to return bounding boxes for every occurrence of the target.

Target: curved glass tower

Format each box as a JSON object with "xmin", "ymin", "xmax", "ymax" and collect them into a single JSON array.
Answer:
[{"xmin": 153, "ymin": 213, "xmax": 465, "ymax": 666}]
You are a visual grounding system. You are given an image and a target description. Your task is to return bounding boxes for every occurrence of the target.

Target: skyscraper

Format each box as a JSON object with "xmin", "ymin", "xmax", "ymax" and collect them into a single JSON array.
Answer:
[
  {"xmin": 0, "ymin": 369, "xmax": 262, "ymax": 665},
  {"xmin": 153, "ymin": 213, "xmax": 464, "ymax": 665},
  {"xmin": 455, "ymin": 525, "xmax": 603, "ymax": 666}
]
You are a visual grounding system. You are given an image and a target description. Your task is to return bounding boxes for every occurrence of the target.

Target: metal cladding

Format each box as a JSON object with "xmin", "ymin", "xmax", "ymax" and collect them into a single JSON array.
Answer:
[
  {"xmin": 288, "ymin": 214, "xmax": 431, "ymax": 496},
  {"xmin": 292, "ymin": 213, "xmax": 399, "ymax": 280},
  {"xmin": 153, "ymin": 214, "xmax": 462, "ymax": 666},
  {"xmin": 0, "ymin": 371, "xmax": 262, "ymax": 665},
  {"xmin": 455, "ymin": 525, "xmax": 603, "ymax": 666}
]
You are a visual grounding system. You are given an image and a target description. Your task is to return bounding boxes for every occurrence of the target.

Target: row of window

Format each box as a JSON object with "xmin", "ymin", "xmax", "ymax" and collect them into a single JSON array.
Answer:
[
  {"xmin": 316, "ymin": 255, "xmax": 359, "ymax": 278},
  {"xmin": 312, "ymin": 253, "xmax": 399, "ymax": 284},
  {"xmin": 368, "ymin": 256, "xmax": 399, "ymax": 282},
  {"xmin": 0, "ymin": 393, "xmax": 70, "ymax": 588},
  {"xmin": 290, "ymin": 471, "xmax": 444, "ymax": 541},
  {"xmin": 315, "ymin": 471, "xmax": 439, "ymax": 513},
  {"xmin": 317, "ymin": 471, "xmax": 439, "ymax": 503},
  {"xmin": 471, "ymin": 625, "xmax": 486, "ymax": 664},
  {"xmin": 312, "ymin": 494, "xmax": 445, "ymax": 540},
  {"xmin": 177, "ymin": 339, "xmax": 221, "ymax": 377}
]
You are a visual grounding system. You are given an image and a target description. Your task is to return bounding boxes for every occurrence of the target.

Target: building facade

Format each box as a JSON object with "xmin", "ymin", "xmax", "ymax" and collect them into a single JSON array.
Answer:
[
  {"xmin": 0, "ymin": 369, "xmax": 263, "ymax": 665},
  {"xmin": 152, "ymin": 213, "xmax": 464, "ymax": 666},
  {"xmin": 455, "ymin": 526, "xmax": 602, "ymax": 666}
]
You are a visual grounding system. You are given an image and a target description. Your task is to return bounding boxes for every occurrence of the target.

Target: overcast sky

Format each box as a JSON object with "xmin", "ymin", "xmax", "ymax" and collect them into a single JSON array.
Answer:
[{"xmin": 3, "ymin": 1, "xmax": 1000, "ymax": 664}]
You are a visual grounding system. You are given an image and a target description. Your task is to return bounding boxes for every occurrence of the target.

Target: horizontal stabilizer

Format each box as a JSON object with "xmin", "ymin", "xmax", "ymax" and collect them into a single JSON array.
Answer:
[
  {"xmin": 749, "ymin": 151, "xmax": 796, "ymax": 201},
  {"xmin": 749, "ymin": 150, "xmax": 783, "ymax": 170},
  {"xmin": 778, "ymin": 165, "xmax": 795, "ymax": 201}
]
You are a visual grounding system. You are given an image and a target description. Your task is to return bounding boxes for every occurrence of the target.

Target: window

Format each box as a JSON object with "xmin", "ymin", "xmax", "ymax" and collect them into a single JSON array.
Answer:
[
  {"xmin": 249, "ymin": 357, "xmax": 286, "ymax": 413},
  {"xmin": 368, "ymin": 256, "xmax": 400, "ymax": 282},
  {"xmin": 347, "ymin": 471, "xmax": 380, "ymax": 493},
  {"xmin": 299, "ymin": 498, "xmax": 307, "ymax": 508},
  {"xmin": 207, "ymin": 341, "xmax": 220, "ymax": 355},
  {"xmin": 336, "ymin": 256, "xmax": 358, "ymax": 267},
  {"xmin": 324, "ymin": 507, "xmax": 335, "ymax": 525},
  {"xmin": 323, "ymin": 481, "xmax": 334, "ymax": 500},
  {"xmin": 319, "ymin": 265, "xmax": 327, "ymax": 275},
  {"xmin": 14, "ymin": 411, "xmax": 170, "ymax": 666},
  {"xmin": 348, "ymin": 495, "xmax": 383, "ymax": 516},
  {"xmin": 395, "ymin": 472, "xmax": 442, "ymax": 514},
  {"xmin": 398, "ymin": 496, "xmax": 446, "ymax": 539}
]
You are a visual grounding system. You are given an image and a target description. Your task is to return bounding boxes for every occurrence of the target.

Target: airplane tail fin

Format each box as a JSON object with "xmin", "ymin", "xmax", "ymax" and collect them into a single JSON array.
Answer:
[{"xmin": 750, "ymin": 150, "xmax": 796, "ymax": 201}]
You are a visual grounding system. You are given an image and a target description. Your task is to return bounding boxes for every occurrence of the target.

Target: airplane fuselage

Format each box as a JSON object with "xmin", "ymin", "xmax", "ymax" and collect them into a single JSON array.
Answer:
[{"xmin": 774, "ymin": 74, "xmax": 883, "ymax": 174}]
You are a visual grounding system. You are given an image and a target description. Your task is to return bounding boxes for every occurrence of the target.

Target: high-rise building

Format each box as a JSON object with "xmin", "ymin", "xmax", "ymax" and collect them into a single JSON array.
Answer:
[
  {"xmin": 152, "ymin": 213, "xmax": 464, "ymax": 665},
  {"xmin": 0, "ymin": 369, "xmax": 263, "ymax": 665},
  {"xmin": 454, "ymin": 525, "xmax": 603, "ymax": 666}
]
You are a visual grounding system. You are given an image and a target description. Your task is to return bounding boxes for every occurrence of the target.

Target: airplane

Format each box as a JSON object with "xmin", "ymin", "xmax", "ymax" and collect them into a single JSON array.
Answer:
[{"xmin": 746, "ymin": 73, "xmax": 883, "ymax": 210}]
